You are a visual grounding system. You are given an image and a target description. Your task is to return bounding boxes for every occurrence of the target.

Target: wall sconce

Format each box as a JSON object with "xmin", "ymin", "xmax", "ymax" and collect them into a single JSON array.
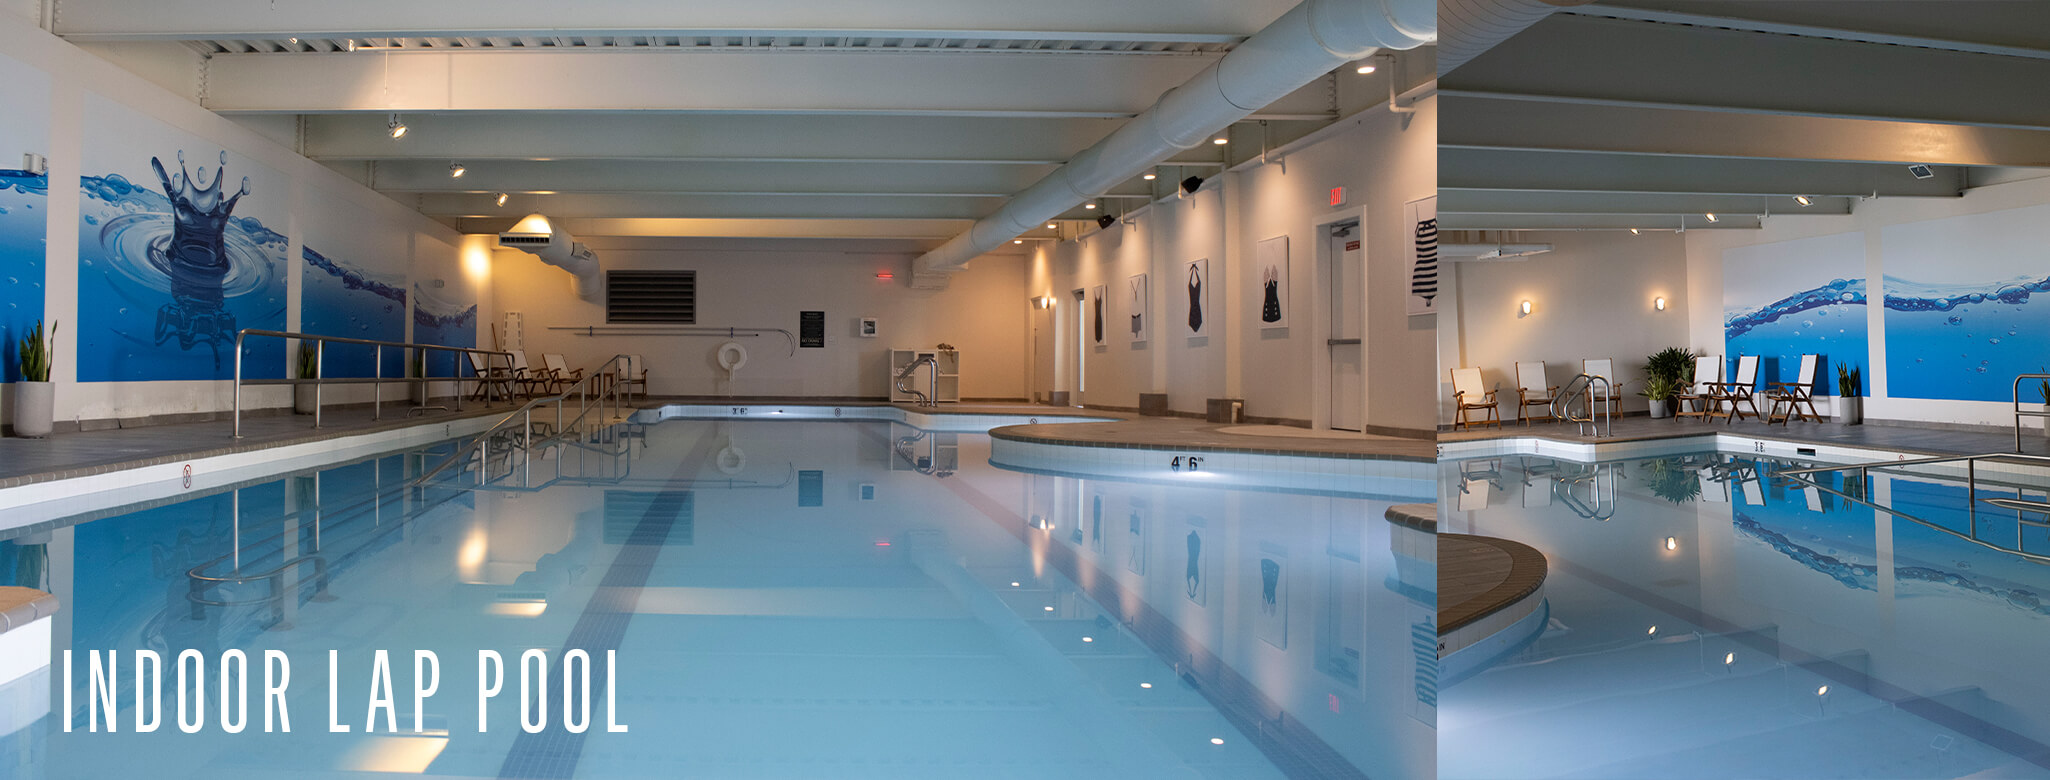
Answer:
[
  {"xmin": 1655, "ymin": 297, "xmax": 1667, "ymax": 311},
  {"xmin": 1031, "ymin": 296, "xmax": 1053, "ymax": 309},
  {"xmin": 1519, "ymin": 300, "xmax": 1533, "ymax": 316},
  {"xmin": 1664, "ymin": 537, "xmax": 1678, "ymax": 551}
]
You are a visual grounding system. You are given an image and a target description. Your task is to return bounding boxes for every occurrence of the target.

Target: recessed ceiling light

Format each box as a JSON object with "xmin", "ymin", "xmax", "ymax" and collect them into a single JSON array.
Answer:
[
  {"xmin": 448, "ymin": 162, "xmax": 465, "ymax": 178},
  {"xmin": 495, "ymin": 192, "xmax": 508, "ymax": 207},
  {"xmin": 1356, "ymin": 64, "xmax": 1377, "ymax": 74}
]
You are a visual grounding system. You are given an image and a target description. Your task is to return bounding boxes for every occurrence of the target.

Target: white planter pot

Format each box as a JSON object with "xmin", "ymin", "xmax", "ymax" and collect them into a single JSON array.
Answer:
[
  {"xmin": 1648, "ymin": 399, "xmax": 1671, "ymax": 419},
  {"xmin": 411, "ymin": 378, "xmax": 430, "ymax": 405},
  {"xmin": 12, "ymin": 380, "xmax": 53, "ymax": 438},
  {"xmin": 295, "ymin": 384, "xmax": 319, "ymax": 415},
  {"xmin": 1834, "ymin": 396, "xmax": 1863, "ymax": 425}
]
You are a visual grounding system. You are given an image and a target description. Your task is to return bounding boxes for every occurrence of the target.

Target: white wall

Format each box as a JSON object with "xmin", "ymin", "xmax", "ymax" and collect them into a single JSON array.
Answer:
[
  {"xmin": 494, "ymin": 241, "xmax": 1029, "ymax": 400},
  {"xmin": 0, "ymin": 13, "xmax": 470, "ymax": 428},
  {"xmin": 1686, "ymin": 173, "xmax": 2050, "ymax": 428},
  {"xmin": 1437, "ymin": 230, "xmax": 1690, "ymax": 423},
  {"xmin": 1029, "ymin": 98, "xmax": 1438, "ymax": 433}
]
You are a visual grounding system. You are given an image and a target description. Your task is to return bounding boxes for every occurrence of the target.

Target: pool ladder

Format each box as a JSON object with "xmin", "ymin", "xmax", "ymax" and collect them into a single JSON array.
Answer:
[
  {"xmin": 1552, "ymin": 373, "xmax": 1615, "ymax": 438},
  {"xmin": 895, "ymin": 355, "xmax": 939, "ymax": 407},
  {"xmin": 1552, "ymin": 462, "xmax": 1620, "ymax": 520}
]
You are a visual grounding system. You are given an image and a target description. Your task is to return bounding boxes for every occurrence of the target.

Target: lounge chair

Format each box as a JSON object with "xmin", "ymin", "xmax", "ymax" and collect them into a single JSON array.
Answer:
[
  {"xmin": 1451, "ymin": 367, "xmax": 1501, "ymax": 431},
  {"xmin": 1709, "ymin": 355, "xmax": 1762, "ymax": 423},
  {"xmin": 614, "ymin": 354, "xmax": 648, "ymax": 401},
  {"xmin": 466, "ymin": 352, "xmax": 516, "ymax": 403},
  {"xmin": 1766, "ymin": 354, "xmax": 1824, "ymax": 425},
  {"xmin": 1673, "ymin": 355, "xmax": 1722, "ymax": 421},
  {"xmin": 509, "ymin": 350, "xmax": 549, "ymax": 397},
  {"xmin": 1582, "ymin": 358, "xmax": 1620, "ymax": 418},
  {"xmin": 1514, "ymin": 361, "xmax": 1559, "ymax": 425},
  {"xmin": 543, "ymin": 353, "xmax": 584, "ymax": 393}
]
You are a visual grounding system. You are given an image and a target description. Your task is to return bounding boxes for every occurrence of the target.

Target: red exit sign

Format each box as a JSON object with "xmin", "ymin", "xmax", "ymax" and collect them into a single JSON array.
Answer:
[{"xmin": 1328, "ymin": 187, "xmax": 1347, "ymax": 206}]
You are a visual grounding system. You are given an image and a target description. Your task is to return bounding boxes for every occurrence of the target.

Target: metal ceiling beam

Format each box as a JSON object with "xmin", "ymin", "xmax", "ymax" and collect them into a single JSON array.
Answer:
[
  {"xmin": 449, "ymin": 217, "xmax": 980, "ymax": 241},
  {"xmin": 365, "ymin": 159, "xmax": 1141, "ymax": 197},
  {"xmin": 1441, "ymin": 149, "xmax": 1964, "ymax": 198},
  {"xmin": 1441, "ymin": 97, "xmax": 2050, "ymax": 168},
  {"xmin": 1449, "ymin": 13, "xmax": 2050, "ymax": 131},
  {"xmin": 1438, "ymin": 190, "xmax": 1852, "ymax": 217},
  {"xmin": 51, "ymin": 0, "xmax": 1298, "ymax": 42},
  {"xmin": 411, "ymin": 192, "xmax": 1013, "ymax": 221},
  {"xmin": 1580, "ymin": 2, "xmax": 2050, "ymax": 61}
]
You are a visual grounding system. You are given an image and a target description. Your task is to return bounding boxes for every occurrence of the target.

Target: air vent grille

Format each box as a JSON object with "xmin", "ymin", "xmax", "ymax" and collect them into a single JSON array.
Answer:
[{"xmin": 606, "ymin": 270, "xmax": 696, "ymax": 324}]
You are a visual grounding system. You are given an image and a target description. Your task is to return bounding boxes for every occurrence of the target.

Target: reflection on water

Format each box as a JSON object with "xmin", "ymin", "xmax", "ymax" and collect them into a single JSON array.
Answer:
[
  {"xmin": 1439, "ymin": 452, "xmax": 2050, "ymax": 779},
  {"xmin": 1, "ymin": 420, "xmax": 1428, "ymax": 779}
]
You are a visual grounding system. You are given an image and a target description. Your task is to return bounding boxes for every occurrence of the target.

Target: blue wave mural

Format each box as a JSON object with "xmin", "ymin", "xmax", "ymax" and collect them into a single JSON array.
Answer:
[
  {"xmin": 1723, "ymin": 278, "xmax": 1868, "ymax": 391},
  {"xmin": 1884, "ymin": 275, "xmax": 2050, "ymax": 402},
  {"xmin": 413, "ymin": 281, "xmax": 478, "ymax": 377},
  {"xmin": 76, "ymin": 152, "xmax": 287, "ymax": 381},
  {"xmin": 1735, "ymin": 512, "xmax": 2050, "ymax": 615},
  {"xmin": 0, "ymin": 168, "xmax": 47, "ymax": 382},
  {"xmin": 301, "ymin": 245, "xmax": 406, "ymax": 378}
]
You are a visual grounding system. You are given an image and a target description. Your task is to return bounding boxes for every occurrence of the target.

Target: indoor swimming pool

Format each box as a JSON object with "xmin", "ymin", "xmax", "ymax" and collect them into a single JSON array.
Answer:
[
  {"xmin": 0, "ymin": 417, "xmax": 1432, "ymax": 779},
  {"xmin": 1438, "ymin": 450, "xmax": 2050, "ymax": 779}
]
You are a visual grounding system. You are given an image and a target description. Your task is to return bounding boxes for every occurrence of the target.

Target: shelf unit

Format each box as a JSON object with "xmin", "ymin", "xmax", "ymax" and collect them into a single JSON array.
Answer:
[{"xmin": 888, "ymin": 348, "xmax": 961, "ymax": 403}]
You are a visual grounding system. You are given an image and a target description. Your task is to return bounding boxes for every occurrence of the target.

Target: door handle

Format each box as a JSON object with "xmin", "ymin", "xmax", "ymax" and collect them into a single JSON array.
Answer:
[{"xmin": 1326, "ymin": 338, "xmax": 1362, "ymax": 346}]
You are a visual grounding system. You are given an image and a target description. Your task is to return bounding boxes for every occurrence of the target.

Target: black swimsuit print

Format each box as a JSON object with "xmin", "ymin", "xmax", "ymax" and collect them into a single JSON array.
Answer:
[
  {"xmin": 1261, "ymin": 266, "xmax": 1282, "ymax": 323},
  {"xmin": 1186, "ymin": 531, "xmax": 1202, "ymax": 598},
  {"xmin": 1092, "ymin": 291, "xmax": 1104, "ymax": 343},
  {"xmin": 1187, "ymin": 264, "xmax": 1203, "ymax": 333},
  {"xmin": 1260, "ymin": 558, "xmax": 1281, "ymax": 614}
]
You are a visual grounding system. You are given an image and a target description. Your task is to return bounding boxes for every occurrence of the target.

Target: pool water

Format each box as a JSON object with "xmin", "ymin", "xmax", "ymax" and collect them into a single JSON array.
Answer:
[
  {"xmin": 1439, "ymin": 451, "xmax": 2050, "ymax": 779},
  {"xmin": 0, "ymin": 418, "xmax": 1431, "ymax": 779}
]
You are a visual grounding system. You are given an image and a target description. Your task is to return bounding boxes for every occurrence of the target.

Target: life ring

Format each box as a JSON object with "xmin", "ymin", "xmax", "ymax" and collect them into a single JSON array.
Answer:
[
  {"xmin": 717, "ymin": 341, "xmax": 749, "ymax": 373},
  {"xmin": 716, "ymin": 443, "xmax": 747, "ymax": 475}
]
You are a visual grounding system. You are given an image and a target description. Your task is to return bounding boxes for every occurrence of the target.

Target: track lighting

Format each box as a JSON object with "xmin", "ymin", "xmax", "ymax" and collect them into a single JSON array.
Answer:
[
  {"xmin": 1794, "ymin": 195, "xmax": 1812, "ymax": 206},
  {"xmin": 448, "ymin": 162, "xmax": 465, "ymax": 178},
  {"xmin": 1704, "ymin": 212, "xmax": 1718, "ymax": 222},
  {"xmin": 1180, "ymin": 176, "xmax": 1204, "ymax": 195},
  {"xmin": 1096, "ymin": 214, "xmax": 1116, "ymax": 230},
  {"xmin": 1084, "ymin": 201, "xmax": 1098, "ymax": 210},
  {"xmin": 387, "ymin": 114, "xmax": 407, "ymax": 139},
  {"xmin": 495, "ymin": 192, "xmax": 508, "ymax": 207}
]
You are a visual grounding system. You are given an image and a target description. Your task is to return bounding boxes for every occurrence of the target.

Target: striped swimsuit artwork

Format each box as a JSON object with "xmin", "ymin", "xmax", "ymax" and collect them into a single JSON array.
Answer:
[{"xmin": 1412, "ymin": 217, "xmax": 1439, "ymax": 305}]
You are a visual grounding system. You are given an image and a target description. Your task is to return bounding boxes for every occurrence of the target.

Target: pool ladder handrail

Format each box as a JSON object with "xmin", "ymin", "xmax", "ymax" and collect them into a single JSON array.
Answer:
[
  {"xmin": 1552, "ymin": 462, "xmax": 1619, "ymax": 520},
  {"xmin": 895, "ymin": 354, "xmax": 940, "ymax": 407},
  {"xmin": 1551, "ymin": 373, "xmax": 1615, "ymax": 438},
  {"xmin": 232, "ymin": 328, "xmax": 519, "ymax": 438},
  {"xmin": 2014, "ymin": 373, "xmax": 2050, "ymax": 454},
  {"xmin": 1775, "ymin": 452, "xmax": 2050, "ymax": 564},
  {"xmin": 414, "ymin": 354, "xmax": 635, "ymax": 487}
]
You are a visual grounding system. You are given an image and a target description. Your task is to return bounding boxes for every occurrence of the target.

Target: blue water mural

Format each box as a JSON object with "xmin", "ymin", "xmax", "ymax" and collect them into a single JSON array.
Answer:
[
  {"xmin": 413, "ymin": 280, "xmax": 478, "ymax": 377},
  {"xmin": 1884, "ymin": 274, "xmax": 2050, "ymax": 402},
  {"xmin": 0, "ymin": 169, "xmax": 47, "ymax": 382},
  {"xmin": 1723, "ymin": 278, "xmax": 1868, "ymax": 392},
  {"xmin": 301, "ymin": 245, "xmax": 406, "ymax": 378},
  {"xmin": 76, "ymin": 152, "xmax": 287, "ymax": 381}
]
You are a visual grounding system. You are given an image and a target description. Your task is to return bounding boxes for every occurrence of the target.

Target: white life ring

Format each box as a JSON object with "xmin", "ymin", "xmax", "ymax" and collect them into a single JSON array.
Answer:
[
  {"xmin": 717, "ymin": 341, "xmax": 749, "ymax": 373},
  {"xmin": 716, "ymin": 443, "xmax": 747, "ymax": 475}
]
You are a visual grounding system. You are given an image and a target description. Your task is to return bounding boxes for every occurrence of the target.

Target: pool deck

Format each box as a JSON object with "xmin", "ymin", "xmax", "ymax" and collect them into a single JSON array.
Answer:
[
  {"xmin": 1443, "ymin": 412, "xmax": 2043, "ymax": 459},
  {"xmin": 992, "ymin": 417, "xmax": 1435, "ymax": 461}
]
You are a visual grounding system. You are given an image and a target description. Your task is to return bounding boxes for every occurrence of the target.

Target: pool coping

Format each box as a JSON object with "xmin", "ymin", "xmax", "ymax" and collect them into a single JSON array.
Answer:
[{"xmin": 1439, "ymin": 533, "xmax": 1548, "ymax": 638}]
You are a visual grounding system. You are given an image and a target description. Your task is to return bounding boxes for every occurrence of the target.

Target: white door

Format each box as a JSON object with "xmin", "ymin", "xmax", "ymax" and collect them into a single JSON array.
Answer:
[
  {"xmin": 1030, "ymin": 304, "xmax": 1055, "ymax": 403},
  {"xmin": 1329, "ymin": 224, "xmax": 1365, "ymax": 431}
]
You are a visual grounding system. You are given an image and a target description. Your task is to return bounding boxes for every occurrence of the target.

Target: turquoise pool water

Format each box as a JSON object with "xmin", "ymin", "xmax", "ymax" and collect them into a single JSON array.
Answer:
[
  {"xmin": 1439, "ymin": 451, "xmax": 2050, "ymax": 779},
  {"xmin": 0, "ymin": 418, "xmax": 1431, "ymax": 779}
]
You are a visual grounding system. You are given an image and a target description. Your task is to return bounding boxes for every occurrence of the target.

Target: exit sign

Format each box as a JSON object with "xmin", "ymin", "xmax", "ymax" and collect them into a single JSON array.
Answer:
[{"xmin": 1329, "ymin": 187, "xmax": 1347, "ymax": 206}]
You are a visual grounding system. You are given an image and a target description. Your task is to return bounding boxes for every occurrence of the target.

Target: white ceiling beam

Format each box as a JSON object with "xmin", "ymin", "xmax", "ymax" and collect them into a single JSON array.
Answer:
[
  {"xmin": 367, "ymin": 159, "xmax": 1106, "ymax": 196},
  {"xmin": 52, "ymin": 0, "xmax": 1296, "ymax": 41},
  {"xmin": 449, "ymin": 217, "xmax": 978, "ymax": 241},
  {"xmin": 1442, "ymin": 97, "xmax": 2050, "ymax": 168},
  {"xmin": 199, "ymin": 49, "xmax": 1338, "ymax": 118},
  {"xmin": 1437, "ymin": 213, "xmax": 1761, "ymax": 231},
  {"xmin": 412, "ymin": 192, "xmax": 1008, "ymax": 221},
  {"xmin": 1580, "ymin": 2, "xmax": 2050, "ymax": 61},
  {"xmin": 1441, "ymin": 149, "xmax": 1964, "ymax": 198},
  {"xmin": 1439, "ymin": 190, "xmax": 1852, "ymax": 217},
  {"xmin": 1451, "ymin": 13, "xmax": 2050, "ymax": 132}
]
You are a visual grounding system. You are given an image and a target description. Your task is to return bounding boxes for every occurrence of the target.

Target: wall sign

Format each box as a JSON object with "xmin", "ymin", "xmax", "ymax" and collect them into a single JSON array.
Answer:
[{"xmin": 799, "ymin": 310, "xmax": 825, "ymax": 348}]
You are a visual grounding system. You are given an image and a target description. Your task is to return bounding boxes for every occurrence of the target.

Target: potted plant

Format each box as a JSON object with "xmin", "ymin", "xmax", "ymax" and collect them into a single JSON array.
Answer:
[
  {"xmin": 294, "ymin": 342, "xmax": 320, "ymax": 415},
  {"xmin": 1642, "ymin": 456, "xmax": 1703, "ymax": 505},
  {"xmin": 1834, "ymin": 362, "xmax": 1863, "ymax": 425},
  {"xmin": 410, "ymin": 349, "xmax": 430, "ymax": 405},
  {"xmin": 2036, "ymin": 372, "xmax": 2050, "ymax": 438},
  {"xmin": 12, "ymin": 319, "xmax": 56, "ymax": 438},
  {"xmin": 1641, "ymin": 347, "xmax": 1695, "ymax": 418}
]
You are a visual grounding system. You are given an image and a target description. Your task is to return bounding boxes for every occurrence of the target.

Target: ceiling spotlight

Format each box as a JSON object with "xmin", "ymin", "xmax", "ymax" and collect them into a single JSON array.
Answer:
[
  {"xmin": 288, "ymin": 37, "xmax": 300, "ymax": 44},
  {"xmin": 1704, "ymin": 212, "xmax": 1718, "ymax": 222},
  {"xmin": 1629, "ymin": 228, "xmax": 1641, "ymax": 235},
  {"xmin": 1211, "ymin": 136, "xmax": 1229, "ymax": 146},
  {"xmin": 1096, "ymin": 214, "xmax": 1116, "ymax": 230},
  {"xmin": 1084, "ymin": 201, "xmax": 1098, "ymax": 210},
  {"xmin": 448, "ymin": 162, "xmax": 465, "ymax": 178},
  {"xmin": 1356, "ymin": 63, "xmax": 1377, "ymax": 74},
  {"xmin": 1794, "ymin": 195, "xmax": 1813, "ymax": 206},
  {"xmin": 1046, "ymin": 223, "xmax": 1058, "ymax": 230},
  {"xmin": 387, "ymin": 114, "xmax": 407, "ymax": 139},
  {"xmin": 1142, "ymin": 172, "xmax": 1157, "ymax": 181},
  {"xmin": 1013, "ymin": 239, "xmax": 1023, "ymax": 244},
  {"xmin": 1180, "ymin": 176, "xmax": 1204, "ymax": 195},
  {"xmin": 495, "ymin": 192, "xmax": 508, "ymax": 207}
]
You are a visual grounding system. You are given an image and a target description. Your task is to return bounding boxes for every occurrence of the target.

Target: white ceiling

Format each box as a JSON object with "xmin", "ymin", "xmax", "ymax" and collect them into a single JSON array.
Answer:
[
  {"xmin": 55, "ymin": 0, "xmax": 1426, "ymax": 245},
  {"xmin": 1439, "ymin": 0, "xmax": 2050, "ymax": 235}
]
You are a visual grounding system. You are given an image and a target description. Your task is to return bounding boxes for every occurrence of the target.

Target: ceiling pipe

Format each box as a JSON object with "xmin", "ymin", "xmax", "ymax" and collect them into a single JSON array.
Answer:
[
  {"xmin": 913, "ymin": 0, "xmax": 1434, "ymax": 277},
  {"xmin": 1441, "ymin": 242, "xmax": 1553, "ymax": 260},
  {"xmin": 1437, "ymin": 0, "xmax": 1594, "ymax": 76},
  {"xmin": 498, "ymin": 213, "xmax": 603, "ymax": 302}
]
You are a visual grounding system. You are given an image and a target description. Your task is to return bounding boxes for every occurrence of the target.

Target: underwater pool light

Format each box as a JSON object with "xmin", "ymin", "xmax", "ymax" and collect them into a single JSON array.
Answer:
[
  {"xmin": 1010, "ymin": 582, "xmax": 1021, "ymax": 587},
  {"xmin": 1725, "ymin": 653, "xmax": 1735, "ymax": 666},
  {"xmin": 1043, "ymin": 605, "xmax": 1055, "ymax": 612},
  {"xmin": 1210, "ymin": 738, "xmax": 1225, "ymax": 745},
  {"xmin": 1817, "ymin": 686, "xmax": 1829, "ymax": 696},
  {"xmin": 1647, "ymin": 625, "xmax": 1657, "ymax": 636},
  {"xmin": 1140, "ymin": 683, "xmax": 1153, "ymax": 689},
  {"xmin": 1082, "ymin": 636, "xmax": 1094, "ymax": 643}
]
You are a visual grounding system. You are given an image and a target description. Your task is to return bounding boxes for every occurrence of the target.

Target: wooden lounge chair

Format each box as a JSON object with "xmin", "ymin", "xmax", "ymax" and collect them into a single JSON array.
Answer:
[
  {"xmin": 543, "ymin": 353, "xmax": 584, "ymax": 393},
  {"xmin": 1582, "ymin": 358, "xmax": 1620, "ymax": 419},
  {"xmin": 1673, "ymin": 355, "xmax": 1722, "ymax": 421},
  {"xmin": 1451, "ymin": 367, "xmax": 1502, "ymax": 431},
  {"xmin": 614, "ymin": 354, "xmax": 649, "ymax": 401},
  {"xmin": 1766, "ymin": 354, "xmax": 1824, "ymax": 425},
  {"xmin": 1515, "ymin": 361, "xmax": 1559, "ymax": 425},
  {"xmin": 466, "ymin": 352, "xmax": 516, "ymax": 403},
  {"xmin": 509, "ymin": 350, "xmax": 549, "ymax": 397},
  {"xmin": 1709, "ymin": 355, "xmax": 1763, "ymax": 423}
]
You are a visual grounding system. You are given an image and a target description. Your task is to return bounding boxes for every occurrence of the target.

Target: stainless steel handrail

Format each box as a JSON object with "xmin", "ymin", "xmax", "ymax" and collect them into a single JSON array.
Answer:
[
  {"xmin": 414, "ymin": 354, "xmax": 634, "ymax": 487},
  {"xmin": 1552, "ymin": 373, "xmax": 1613, "ymax": 438},
  {"xmin": 895, "ymin": 355, "xmax": 939, "ymax": 407},
  {"xmin": 2015, "ymin": 373, "xmax": 2050, "ymax": 453},
  {"xmin": 232, "ymin": 328, "xmax": 516, "ymax": 438}
]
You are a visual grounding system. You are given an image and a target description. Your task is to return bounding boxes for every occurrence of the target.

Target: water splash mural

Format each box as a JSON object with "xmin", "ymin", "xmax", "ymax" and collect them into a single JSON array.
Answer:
[
  {"xmin": 1722, "ymin": 233, "xmax": 1869, "ymax": 390},
  {"xmin": 413, "ymin": 279, "xmax": 478, "ymax": 376},
  {"xmin": 0, "ymin": 168, "xmax": 47, "ymax": 383},
  {"xmin": 1884, "ymin": 275, "xmax": 2050, "ymax": 402},
  {"xmin": 302, "ymin": 245, "xmax": 406, "ymax": 377},
  {"xmin": 77, "ymin": 124, "xmax": 287, "ymax": 381}
]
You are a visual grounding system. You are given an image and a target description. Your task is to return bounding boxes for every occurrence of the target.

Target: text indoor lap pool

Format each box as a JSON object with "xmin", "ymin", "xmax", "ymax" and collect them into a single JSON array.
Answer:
[
  {"xmin": 1438, "ymin": 450, "xmax": 2050, "ymax": 780},
  {"xmin": 0, "ymin": 418, "xmax": 1431, "ymax": 779}
]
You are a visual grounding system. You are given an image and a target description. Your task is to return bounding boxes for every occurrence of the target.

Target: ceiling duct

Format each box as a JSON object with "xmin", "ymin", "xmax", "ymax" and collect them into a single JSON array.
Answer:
[
  {"xmin": 499, "ymin": 213, "xmax": 602, "ymax": 302},
  {"xmin": 1437, "ymin": 0, "xmax": 1594, "ymax": 76},
  {"xmin": 913, "ymin": 0, "xmax": 1436, "ymax": 276}
]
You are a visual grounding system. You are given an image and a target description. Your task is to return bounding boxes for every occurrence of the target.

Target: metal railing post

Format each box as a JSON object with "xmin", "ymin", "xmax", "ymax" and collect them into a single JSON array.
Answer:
[
  {"xmin": 452, "ymin": 348, "xmax": 463, "ymax": 411},
  {"xmin": 312, "ymin": 340, "xmax": 324, "ymax": 429},
  {"xmin": 233, "ymin": 331, "xmax": 246, "ymax": 438},
  {"xmin": 373, "ymin": 344, "xmax": 382, "ymax": 421}
]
